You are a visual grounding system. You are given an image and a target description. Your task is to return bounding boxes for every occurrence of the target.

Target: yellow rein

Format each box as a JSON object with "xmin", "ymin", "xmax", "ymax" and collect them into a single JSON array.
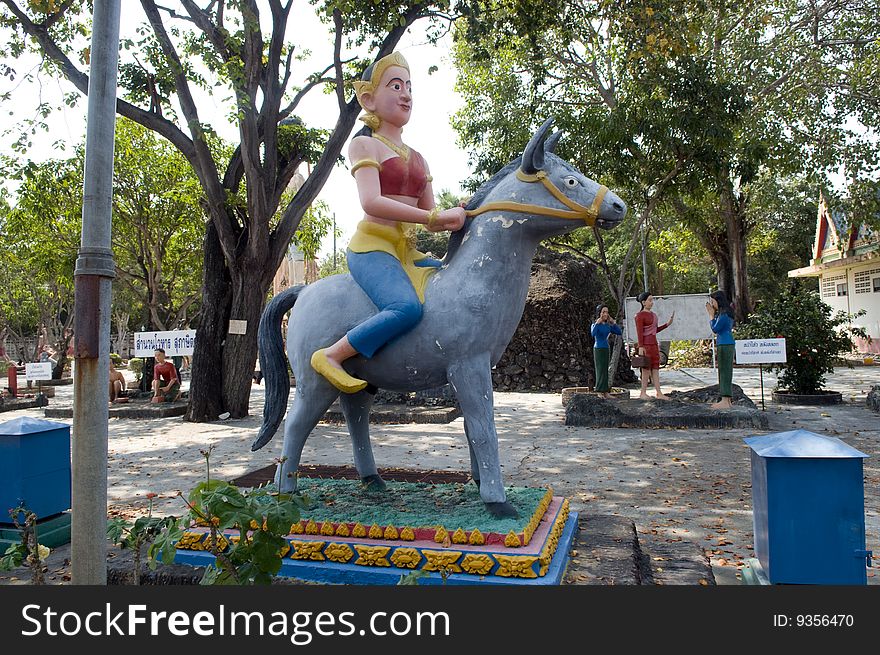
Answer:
[{"xmin": 464, "ymin": 169, "xmax": 608, "ymax": 226}]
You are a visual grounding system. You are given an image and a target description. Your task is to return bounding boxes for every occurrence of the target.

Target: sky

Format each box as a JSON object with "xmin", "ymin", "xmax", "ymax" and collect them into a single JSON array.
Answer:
[{"xmin": 0, "ymin": 4, "xmax": 471, "ymax": 259}]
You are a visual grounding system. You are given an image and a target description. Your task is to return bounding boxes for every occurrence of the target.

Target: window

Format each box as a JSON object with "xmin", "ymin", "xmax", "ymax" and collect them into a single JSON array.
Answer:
[
  {"xmin": 874, "ymin": 277, "xmax": 880, "ymax": 293},
  {"xmin": 822, "ymin": 274, "xmax": 846, "ymax": 298},
  {"xmin": 854, "ymin": 268, "xmax": 880, "ymax": 294},
  {"xmin": 837, "ymin": 283, "xmax": 848, "ymax": 297}
]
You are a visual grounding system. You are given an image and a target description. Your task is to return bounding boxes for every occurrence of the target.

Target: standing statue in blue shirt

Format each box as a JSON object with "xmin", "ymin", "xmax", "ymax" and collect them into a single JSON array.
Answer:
[
  {"xmin": 591, "ymin": 304, "xmax": 623, "ymax": 399},
  {"xmin": 706, "ymin": 290, "xmax": 735, "ymax": 409}
]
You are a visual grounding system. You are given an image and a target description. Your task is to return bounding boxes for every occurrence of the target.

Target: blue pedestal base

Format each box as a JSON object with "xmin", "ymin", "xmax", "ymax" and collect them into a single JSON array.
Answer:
[{"xmin": 175, "ymin": 512, "xmax": 578, "ymax": 586}]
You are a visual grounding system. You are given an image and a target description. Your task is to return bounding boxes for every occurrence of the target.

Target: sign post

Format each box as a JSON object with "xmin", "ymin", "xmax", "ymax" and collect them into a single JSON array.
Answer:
[
  {"xmin": 734, "ymin": 338, "xmax": 787, "ymax": 411},
  {"xmin": 25, "ymin": 362, "xmax": 53, "ymax": 400}
]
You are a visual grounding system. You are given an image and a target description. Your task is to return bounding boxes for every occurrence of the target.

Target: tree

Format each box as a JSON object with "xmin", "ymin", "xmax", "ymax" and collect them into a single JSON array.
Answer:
[
  {"xmin": 745, "ymin": 175, "xmax": 820, "ymax": 305},
  {"xmin": 452, "ymin": 0, "xmax": 880, "ymax": 322},
  {"xmin": 0, "ymin": 157, "xmax": 78, "ymax": 376},
  {"xmin": 1, "ymin": 0, "xmax": 452, "ymax": 419},
  {"xmin": 452, "ymin": 0, "xmax": 700, "ymax": 332},
  {"xmin": 111, "ymin": 118, "xmax": 206, "ymax": 332},
  {"xmin": 318, "ymin": 248, "xmax": 349, "ymax": 279},
  {"xmin": 735, "ymin": 282, "xmax": 867, "ymax": 393}
]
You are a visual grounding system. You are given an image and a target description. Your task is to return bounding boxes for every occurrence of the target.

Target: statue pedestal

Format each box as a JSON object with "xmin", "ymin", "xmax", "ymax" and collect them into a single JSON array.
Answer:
[
  {"xmin": 174, "ymin": 477, "xmax": 576, "ymax": 585},
  {"xmin": 565, "ymin": 384, "xmax": 769, "ymax": 429}
]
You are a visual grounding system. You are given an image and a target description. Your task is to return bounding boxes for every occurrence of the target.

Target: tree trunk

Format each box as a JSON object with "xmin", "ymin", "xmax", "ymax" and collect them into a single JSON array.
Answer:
[
  {"xmin": 608, "ymin": 334, "xmax": 623, "ymax": 387},
  {"xmin": 221, "ymin": 262, "xmax": 269, "ymax": 418},
  {"xmin": 720, "ymin": 185, "xmax": 752, "ymax": 322},
  {"xmin": 185, "ymin": 222, "xmax": 231, "ymax": 422}
]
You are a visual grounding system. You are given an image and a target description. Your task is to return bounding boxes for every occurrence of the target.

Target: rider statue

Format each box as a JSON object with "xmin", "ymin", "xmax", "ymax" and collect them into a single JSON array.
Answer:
[{"xmin": 310, "ymin": 52, "xmax": 467, "ymax": 394}]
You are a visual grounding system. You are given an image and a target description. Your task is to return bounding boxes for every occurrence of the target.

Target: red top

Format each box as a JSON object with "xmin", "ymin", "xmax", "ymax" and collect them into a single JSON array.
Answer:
[
  {"xmin": 154, "ymin": 360, "xmax": 178, "ymax": 384},
  {"xmin": 635, "ymin": 310, "xmax": 668, "ymax": 347},
  {"xmin": 379, "ymin": 151, "xmax": 429, "ymax": 198}
]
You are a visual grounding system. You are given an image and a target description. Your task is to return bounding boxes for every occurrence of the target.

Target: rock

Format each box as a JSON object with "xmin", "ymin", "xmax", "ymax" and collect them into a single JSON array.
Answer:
[
  {"xmin": 667, "ymin": 384, "xmax": 757, "ymax": 409},
  {"xmin": 493, "ymin": 247, "xmax": 637, "ymax": 392},
  {"xmin": 565, "ymin": 385, "xmax": 769, "ymax": 429},
  {"xmin": 868, "ymin": 385, "xmax": 880, "ymax": 413}
]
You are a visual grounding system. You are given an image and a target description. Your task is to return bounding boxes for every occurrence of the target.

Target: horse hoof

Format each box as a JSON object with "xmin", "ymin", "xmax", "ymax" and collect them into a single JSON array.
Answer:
[
  {"xmin": 361, "ymin": 474, "xmax": 387, "ymax": 493},
  {"xmin": 485, "ymin": 501, "xmax": 518, "ymax": 519}
]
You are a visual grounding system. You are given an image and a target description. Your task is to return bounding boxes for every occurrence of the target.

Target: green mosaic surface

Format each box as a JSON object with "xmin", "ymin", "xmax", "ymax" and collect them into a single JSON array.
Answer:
[{"xmin": 293, "ymin": 478, "xmax": 549, "ymax": 533}]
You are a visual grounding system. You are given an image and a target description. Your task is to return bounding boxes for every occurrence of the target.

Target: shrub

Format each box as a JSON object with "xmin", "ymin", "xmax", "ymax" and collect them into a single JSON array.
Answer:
[
  {"xmin": 669, "ymin": 339, "xmax": 713, "ymax": 369},
  {"xmin": 118, "ymin": 447, "xmax": 306, "ymax": 585},
  {"xmin": 110, "ymin": 353, "xmax": 123, "ymax": 366},
  {"xmin": 128, "ymin": 358, "xmax": 144, "ymax": 381},
  {"xmin": 735, "ymin": 282, "xmax": 868, "ymax": 393}
]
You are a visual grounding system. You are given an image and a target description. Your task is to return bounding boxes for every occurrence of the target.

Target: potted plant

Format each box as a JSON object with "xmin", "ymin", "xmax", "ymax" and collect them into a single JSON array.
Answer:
[{"xmin": 735, "ymin": 282, "xmax": 868, "ymax": 404}]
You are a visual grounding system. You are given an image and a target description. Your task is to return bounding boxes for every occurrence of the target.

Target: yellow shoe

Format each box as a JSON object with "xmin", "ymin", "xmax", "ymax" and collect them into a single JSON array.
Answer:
[{"xmin": 310, "ymin": 349, "xmax": 368, "ymax": 394}]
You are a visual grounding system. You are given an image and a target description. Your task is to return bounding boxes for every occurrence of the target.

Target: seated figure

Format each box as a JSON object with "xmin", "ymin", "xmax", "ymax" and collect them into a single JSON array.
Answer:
[
  {"xmin": 151, "ymin": 348, "xmax": 180, "ymax": 403},
  {"xmin": 109, "ymin": 361, "xmax": 126, "ymax": 403}
]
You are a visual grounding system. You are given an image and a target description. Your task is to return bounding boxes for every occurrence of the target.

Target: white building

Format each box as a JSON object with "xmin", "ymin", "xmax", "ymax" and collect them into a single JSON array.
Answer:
[{"xmin": 788, "ymin": 193, "xmax": 880, "ymax": 353}]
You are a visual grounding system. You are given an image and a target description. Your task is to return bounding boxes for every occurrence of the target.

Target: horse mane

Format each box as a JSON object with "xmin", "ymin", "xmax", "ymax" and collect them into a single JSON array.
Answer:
[{"xmin": 444, "ymin": 156, "xmax": 523, "ymax": 264}]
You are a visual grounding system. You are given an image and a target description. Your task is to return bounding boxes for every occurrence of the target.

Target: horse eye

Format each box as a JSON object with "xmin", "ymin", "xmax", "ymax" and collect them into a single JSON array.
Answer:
[{"xmin": 564, "ymin": 177, "xmax": 579, "ymax": 187}]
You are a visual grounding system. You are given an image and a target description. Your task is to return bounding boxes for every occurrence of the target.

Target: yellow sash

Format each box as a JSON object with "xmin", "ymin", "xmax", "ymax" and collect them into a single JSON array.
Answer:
[{"xmin": 347, "ymin": 220, "xmax": 436, "ymax": 303}]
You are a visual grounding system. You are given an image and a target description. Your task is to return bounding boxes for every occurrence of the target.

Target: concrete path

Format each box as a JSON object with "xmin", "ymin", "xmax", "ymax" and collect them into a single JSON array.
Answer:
[{"xmin": 2, "ymin": 364, "xmax": 878, "ymax": 585}]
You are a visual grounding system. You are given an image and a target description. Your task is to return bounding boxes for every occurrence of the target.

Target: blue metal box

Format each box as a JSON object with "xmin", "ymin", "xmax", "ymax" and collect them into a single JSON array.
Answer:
[
  {"xmin": 744, "ymin": 429, "xmax": 870, "ymax": 585},
  {"xmin": 0, "ymin": 417, "xmax": 71, "ymax": 523}
]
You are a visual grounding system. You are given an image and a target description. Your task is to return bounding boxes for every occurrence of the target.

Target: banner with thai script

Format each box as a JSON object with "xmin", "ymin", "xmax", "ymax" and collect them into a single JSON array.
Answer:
[{"xmin": 133, "ymin": 330, "xmax": 197, "ymax": 357}]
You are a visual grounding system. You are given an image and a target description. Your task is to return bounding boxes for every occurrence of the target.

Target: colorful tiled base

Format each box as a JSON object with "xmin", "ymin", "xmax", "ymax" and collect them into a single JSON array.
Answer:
[
  {"xmin": 190, "ymin": 477, "xmax": 556, "ymax": 548},
  {"xmin": 175, "ymin": 494, "xmax": 573, "ymax": 585},
  {"xmin": 175, "ymin": 512, "xmax": 577, "ymax": 586}
]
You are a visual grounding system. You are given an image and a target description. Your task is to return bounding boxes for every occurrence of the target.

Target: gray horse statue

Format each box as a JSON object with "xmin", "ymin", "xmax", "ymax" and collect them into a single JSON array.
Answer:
[{"xmin": 253, "ymin": 118, "xmax": 626, "ymax": 518}]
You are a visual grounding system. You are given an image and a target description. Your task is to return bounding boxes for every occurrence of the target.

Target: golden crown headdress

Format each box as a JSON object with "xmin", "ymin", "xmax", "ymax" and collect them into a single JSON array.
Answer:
[{"xmin": 353, "ymin": 52, "xmax": 410, "ymax": 131}]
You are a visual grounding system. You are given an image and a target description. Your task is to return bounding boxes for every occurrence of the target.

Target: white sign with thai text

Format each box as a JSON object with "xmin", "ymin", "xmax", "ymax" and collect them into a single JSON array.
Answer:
[
  {"xmin": 25, "ymin": 362, "xmax": 53, "ymax": 381},
  {"xmin": 735, "ymin": 338, "xmax": 787, "ymax": 364},
  {"xmin": 134, "ymin": 330, "xmax": 197, "ymax": 357}
]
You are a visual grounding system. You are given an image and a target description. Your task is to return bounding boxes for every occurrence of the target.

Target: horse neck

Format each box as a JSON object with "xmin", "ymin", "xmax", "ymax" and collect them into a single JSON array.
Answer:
[{"xmin": 442, "ymin": 214, "xmax": 540, "ymax": 286}]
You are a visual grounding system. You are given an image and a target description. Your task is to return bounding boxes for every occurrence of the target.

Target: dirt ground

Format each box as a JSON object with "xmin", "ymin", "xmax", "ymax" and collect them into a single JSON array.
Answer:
[{"xmin": 2, "ymin": 364, "xmax": 878, "ymax": 585}]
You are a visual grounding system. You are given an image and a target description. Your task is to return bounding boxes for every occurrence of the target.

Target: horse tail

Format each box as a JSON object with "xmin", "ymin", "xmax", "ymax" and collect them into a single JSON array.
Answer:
[{"xmin": 251, "ymin": 284, "xmax": 304, "ymax": 452}]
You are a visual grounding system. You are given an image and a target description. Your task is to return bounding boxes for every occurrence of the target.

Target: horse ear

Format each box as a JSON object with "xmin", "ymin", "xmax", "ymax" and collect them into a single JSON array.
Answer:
[
  {"xmin": 521, "ymin": 117, "xmax": 554, "ymax": 174},
  {"xmin": 545, "ymin": 131, "xmax": 562, "ymax": 154}
]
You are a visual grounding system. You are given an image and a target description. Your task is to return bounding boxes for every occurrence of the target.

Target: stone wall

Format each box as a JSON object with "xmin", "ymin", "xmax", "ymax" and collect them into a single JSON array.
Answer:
[{"xmin": 492, "ymin": 247, "xmax": 637, "ymax": 392}]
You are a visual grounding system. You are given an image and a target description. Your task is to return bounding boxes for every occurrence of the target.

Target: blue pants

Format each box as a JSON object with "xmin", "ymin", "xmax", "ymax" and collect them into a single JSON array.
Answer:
[{"xmin": 346, "ymin": 250, "xmax": 440, "ymax": 358}]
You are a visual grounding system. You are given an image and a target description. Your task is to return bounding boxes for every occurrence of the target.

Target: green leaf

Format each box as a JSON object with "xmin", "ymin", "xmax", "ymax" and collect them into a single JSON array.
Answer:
[{"xmin": 106, "ymin": 517, "xmax": 128, "ymax": 544}]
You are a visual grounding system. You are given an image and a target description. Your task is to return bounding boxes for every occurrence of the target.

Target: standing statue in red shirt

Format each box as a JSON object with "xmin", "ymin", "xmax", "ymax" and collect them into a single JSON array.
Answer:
[{"xmin": 634, "ymin": 291, "xmax": 674, "ymax": 400}]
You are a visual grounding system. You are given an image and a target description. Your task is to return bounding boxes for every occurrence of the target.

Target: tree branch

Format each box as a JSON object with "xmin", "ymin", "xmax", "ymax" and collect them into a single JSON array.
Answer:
[
  {"xmin": 178, "ymin": 0, "xmax": 233, "ymax": 63},
  {"xmin": 2, "ymin": 0, "xmax": 197, "ymax": 162},
  {"xmin": 267, "ymin": 5, "xmax": 426, "ymax": 275},
  {"xmin": 332, "ymin": 8, "xmax": 346, "ymax": 111},
  {"xmin": 141, "ymin": 0, "xmax": 236, "ymax": 262}
]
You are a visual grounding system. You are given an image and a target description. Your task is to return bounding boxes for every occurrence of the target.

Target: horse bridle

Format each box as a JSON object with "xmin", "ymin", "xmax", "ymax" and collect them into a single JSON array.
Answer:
[{"xmin": 464, "ymin": 169, "xmax": 608, "ymax": 226}]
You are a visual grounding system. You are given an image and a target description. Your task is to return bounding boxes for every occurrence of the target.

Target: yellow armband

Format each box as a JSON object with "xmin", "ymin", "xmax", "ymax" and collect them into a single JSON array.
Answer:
[
  {"xmin": 350, "ymin": 159, "xmax": 381, "ymax": 176},
  {"xmin": 426, "ymin": 207, "xmax": 440, "ymax": 229}
]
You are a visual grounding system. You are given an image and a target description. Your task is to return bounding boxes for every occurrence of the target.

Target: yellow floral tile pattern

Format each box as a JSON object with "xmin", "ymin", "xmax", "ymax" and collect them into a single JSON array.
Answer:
[
  {"xmin": 495, "ymin": 554, "xmax": 538, "ymax": 579},
  {"xmin": 390, "ymin": 548, "xmax": 422, "ymax": 569},
  {"xmin": 290, "ymin": 540, "xmax": 325, "ymax": 561},
  {"xmin": 324, "ymin": 543, "xmax": 354, "ymax": 563},
  {"xmin": 460, "ymin": 553, "xmax": 494, "ymax": 576},
  {"xmin": 354, "ymin": 545, "xmax": 391, "ymax": 567},
  {"xmin": 422, "ymin": 550, "xmax": 463, "ymax": 573}
]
